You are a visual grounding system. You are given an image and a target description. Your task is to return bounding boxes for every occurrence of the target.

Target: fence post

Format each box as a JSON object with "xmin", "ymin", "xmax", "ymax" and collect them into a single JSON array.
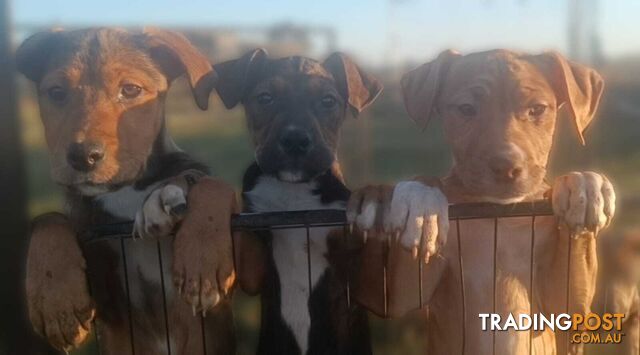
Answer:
[{"xmin": 0, "ymin": 2, "xmax": 53, "ymax": 353}]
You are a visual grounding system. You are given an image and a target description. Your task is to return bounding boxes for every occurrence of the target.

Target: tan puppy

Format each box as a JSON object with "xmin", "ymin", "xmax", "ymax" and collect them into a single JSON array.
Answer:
[{"xmin": 348, "ymin": 50, "xmax": 616, "ymax": 354}]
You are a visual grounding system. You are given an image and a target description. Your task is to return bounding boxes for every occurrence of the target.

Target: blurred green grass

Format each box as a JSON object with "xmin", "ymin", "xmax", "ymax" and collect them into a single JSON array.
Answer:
[{"xmin": 19, "ymin": 75, "xmax": 640, "ymax": 354}]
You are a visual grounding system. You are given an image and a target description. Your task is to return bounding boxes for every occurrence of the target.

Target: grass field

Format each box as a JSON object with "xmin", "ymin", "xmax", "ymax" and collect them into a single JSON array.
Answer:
[{"xmin": 18, "ymin": 75, "xmax": 640, "ymax": 354}]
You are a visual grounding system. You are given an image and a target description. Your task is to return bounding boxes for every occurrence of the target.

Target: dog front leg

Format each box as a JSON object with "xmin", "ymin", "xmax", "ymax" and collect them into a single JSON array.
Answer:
[
  {"xmin": 348, "ymin": 181, "xmax": 449, "ymax": 317},
  {"xmin": 172, "ymin": 177, "xmax": 238, "ymax": 315},
  {"xmin": 544, "ymin": 172, "xmax": 616, "ymax": 354},
  {"xmin": 26, "ymin": 212, "xmax": 95, "ymax": 352}
]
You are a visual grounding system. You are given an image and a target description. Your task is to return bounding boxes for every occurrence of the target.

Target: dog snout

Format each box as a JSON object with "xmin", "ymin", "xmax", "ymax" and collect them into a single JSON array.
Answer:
[
  {"xmin": 67, "ymin": 142, "xmax": 105, "ymax": 172},
  {"xmin": 489, "ymin": 156, "xmax": 523, "ymax": 182},
  {"xmin": 279, "ymin": 129, "xmax": 312, "ymax": 156}
]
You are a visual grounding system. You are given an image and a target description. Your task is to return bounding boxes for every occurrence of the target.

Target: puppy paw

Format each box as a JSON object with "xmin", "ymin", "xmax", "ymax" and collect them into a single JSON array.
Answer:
[
  {"xmin": 552, "ymin": 171, "xmax": 615, "ymax": 236},
  {"xmin": 384, "ymin": 181, "xmax": 449, "ymax": 263},
  {"xmin": 172, "ymin": 178, "xmax": 237, "ymax": 316},
  {"xmin": 26, "ymin": 214, "xmax": 95, "ymax": 352},
  {"xmin": 347, "ymin": 184, "xmax": 393, "ymax": 240},
  {"xmin": 133, "ymin": 183, "xmax": 187, "ymax": 239}
]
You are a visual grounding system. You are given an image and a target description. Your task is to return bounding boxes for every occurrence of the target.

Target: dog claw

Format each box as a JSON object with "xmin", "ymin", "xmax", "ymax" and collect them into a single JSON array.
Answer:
[
  {"xmin": 412, "ymin": 246, "xmax": 419, "ymax": 259},
  {"xmin": 202, "ymin": 309, "xmax": 207, "ymax": 318},
  {"xmin": 363, "ymin": 230, "xmax": 368, "ymax": 243},
  {"xmin": 192, "ymin": 305, "xmax": 197, "ymax": 317},
  {"xmin": 349, "ymin": 223, "xmax": 354, "ymax": 235},
  {"xmin": 394, "ymin": 231, "xmax": 401, "ymax": 243}
]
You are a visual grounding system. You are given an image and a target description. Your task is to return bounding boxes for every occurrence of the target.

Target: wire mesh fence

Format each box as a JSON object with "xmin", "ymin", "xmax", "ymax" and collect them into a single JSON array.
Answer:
[{"xmin": 80, "ymin": 199, "xmax": 638, "ymax": 355}]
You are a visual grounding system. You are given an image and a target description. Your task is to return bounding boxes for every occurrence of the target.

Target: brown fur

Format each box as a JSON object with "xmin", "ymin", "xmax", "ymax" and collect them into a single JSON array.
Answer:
[
  {"xmin": 17, "ymin": 28, "xmax": 215, "ymax": 193},
  {"xmin": 590, "ymin": 230, "xmax": 640, "ymax": 354},
  {"xmin": 18, "ymin": 28, "xmax": 236, "ymax": 354},
  {"xmin": 350, "ymin": 50, "xmax": 610, "ymax": 355}
]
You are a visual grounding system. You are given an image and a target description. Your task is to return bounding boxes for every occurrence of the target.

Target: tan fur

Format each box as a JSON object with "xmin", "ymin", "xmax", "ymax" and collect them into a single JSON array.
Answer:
[
  {"xmin": 589, "ymin": 230, "xmax": 640, "ymax": 354},
  {"xmin": 350, "ymin": 50, "xmax": 610, "ymax": 355},
  {"xmin": 16, "ymin": 28, "xmax": 215, "ymax": 190},
  {"xmin": 18, "ymin": 28, "xmax": 235, "ymax": 353}
]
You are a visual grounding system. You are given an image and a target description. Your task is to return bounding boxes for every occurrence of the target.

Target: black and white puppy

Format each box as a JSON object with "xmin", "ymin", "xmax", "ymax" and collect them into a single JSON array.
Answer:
[{"xmin": 215, "ymin": 49, "xmax": 382, "ymax": 354}]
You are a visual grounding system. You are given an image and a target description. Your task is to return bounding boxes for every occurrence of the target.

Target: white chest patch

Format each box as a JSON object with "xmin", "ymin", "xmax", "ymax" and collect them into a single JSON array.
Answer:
[
  {"xmin": 245, "ymin": 176, "xmax": 345, "ymax": 353},
  {"xmin": 95, "ymin": 184, "xmax": 159, "ymax": 220}
]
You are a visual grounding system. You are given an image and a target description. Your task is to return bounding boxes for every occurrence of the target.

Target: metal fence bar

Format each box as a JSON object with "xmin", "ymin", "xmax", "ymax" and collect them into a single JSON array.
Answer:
[
  {"xmin": 529, "ymin": 214, "xmax": 536, "ymax": 355},
  {"xmin": 200, "ymin": 314, "xmax": 207, "ymax": 354},
  {"xmin": 120, "ymin": 238, "xmax": 136, "ymax": 355},
  {"xmin": 565, "ymin": 235, "xmax": 573, "ymax": 353},
  {"xmin": 383, "ymin": 237, "xmax": 389, "ymax": 318},
  {"xmin": 418, "ymin": 253, "xmax": 424, "ymax": 309},
  {"xmin": 492, "ymin": 217, "xmax": 498, "ymax": 355},
  {"xmin": 156, "ymin": 240, "xmax": 172, "ymax": 355},
  {"xmin": 85, "ymin": 201, "xmax": 554, "ymax": 242},
  {"xmin": 83, "ymin": 200, "xmax": 555, "ymax": 355},
  {"xmin": 342, "ymin": 224, "xmax": 351, "ymax": 309},
  {"xmin": 306, "ymin": 225, "xmax": 313, "ymax": 298},
  {"xmin": 86, "ymin": 276, "xmax": 103, "ymax": 355},
  {"xmin": 456, "ymin": 218, "xmax": 466, "ymax": 355}
]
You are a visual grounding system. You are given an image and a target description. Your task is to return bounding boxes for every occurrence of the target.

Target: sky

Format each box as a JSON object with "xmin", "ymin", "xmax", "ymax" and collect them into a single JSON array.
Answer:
[{"xmin": 12, "ymin": 0, "xmax": 640, "ymax": 66}]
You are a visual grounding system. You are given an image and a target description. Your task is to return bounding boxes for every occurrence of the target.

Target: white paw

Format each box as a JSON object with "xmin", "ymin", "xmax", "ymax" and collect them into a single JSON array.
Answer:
[
  {"xmin": 346, "ymin": 185, "xmax": 392, "ymax": 240},
  {"xmin": 385, "ymin": 181, "xmax": 449, "ymax": 262},
  {"xmin": 355, "ymin": 199, "xmax": 378, "ymax": 231},
  {"xmin": 133, "ymin": 184, "xmax": 187, "ymax": 239},
  {"xmin": 552, "ymin": 171, "xmax": 615, "ymax": 236}
]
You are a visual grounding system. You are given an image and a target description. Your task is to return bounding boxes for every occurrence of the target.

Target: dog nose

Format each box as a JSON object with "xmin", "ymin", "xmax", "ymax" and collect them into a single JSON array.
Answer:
[
  {"xmin": 279, "ymin": 130, "xmax": 311, "ymax": 156},
  {"xmin": 67, "ymin": 142, "xmax": 105, "ymax": 172},
  {"xmin": 490, "ymin": 157, "xmax": 523, "ymax": 182}
]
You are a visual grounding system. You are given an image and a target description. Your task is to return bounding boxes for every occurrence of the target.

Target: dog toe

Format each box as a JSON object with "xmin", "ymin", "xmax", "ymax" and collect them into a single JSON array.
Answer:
[
  {"xmin": 355, "ymin": 200, "xmax": 378, "ymax": 231},
  {"xmin": 44, "ymin": 316, "xmax": 68, "ymax": 351},
  {"xmin": 199, "ymin": 279, "xmax": 221, "ymax": 316}
]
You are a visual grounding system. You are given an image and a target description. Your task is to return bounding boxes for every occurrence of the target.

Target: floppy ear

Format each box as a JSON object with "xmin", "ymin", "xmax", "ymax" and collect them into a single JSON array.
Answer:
[
  {"xmin": 528, "ymin": 52, "xmax": 604, "ymax": 145},
  {"xmin": 401, "ymin": 50, "xmax": 460, "ymax": 130},
  {"xmin": 214, "ymin": 48, "xmax": 269, "ymax": 109},
  {"xmin": 16, "ymin": 30, "xmax": 65, "ymax": 82},
  {"xmin": 143, "ymin": 27, "xmax": 216, "ymax": 110},
  {"xmin": 323, "ymin": 52, "xmax": 383, "ymax": 117}
]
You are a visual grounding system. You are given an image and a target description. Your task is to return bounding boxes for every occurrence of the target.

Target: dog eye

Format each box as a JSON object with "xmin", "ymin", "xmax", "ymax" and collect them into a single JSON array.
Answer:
[
  {"xmin": 320, "ymin": 95, "xmax": 337, "ymax": 109},
  {"xmin": 528, "ymin": 104, "xmax": 547, "ymax": 117},
  {"xmin": 47, "ymin": 86, "xmax": 67, "ymax": 103},
  {"xmin": 256, "ymin": 93, "xmax": 274, "ymax": 105},
  {"xmin": 458, "ymin": 104, "xmax": 477, "ymax": 117},
  {"xmin": 120, "ymin": 84, "xmax": 142, "ymax": 99}
]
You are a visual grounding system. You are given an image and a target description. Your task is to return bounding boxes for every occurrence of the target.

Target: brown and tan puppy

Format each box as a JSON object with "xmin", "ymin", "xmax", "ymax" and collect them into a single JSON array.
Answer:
[
  {"xmin": 348, "ymin": 50, "xmax": 616, "ymax": 354},
  {"xmin": 19, "ymin": 28, "xmax": 236, "ymax": 354}
]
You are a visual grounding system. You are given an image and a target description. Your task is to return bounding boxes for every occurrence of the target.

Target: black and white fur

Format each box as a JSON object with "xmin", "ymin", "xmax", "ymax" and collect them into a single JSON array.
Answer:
[{"xmin": 243, "ymin": 162, "xmax": 371, "ymax": 355}]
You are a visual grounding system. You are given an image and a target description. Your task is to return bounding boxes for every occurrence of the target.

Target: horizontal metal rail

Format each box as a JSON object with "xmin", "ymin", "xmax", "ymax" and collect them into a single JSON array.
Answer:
[
  {"xmin": 84, "ymin": 199, "xmax": 553, "ymax": 242},
  {"xmin": 84, "ymin": 198, "xmax": 564, "ymax": 355}
]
